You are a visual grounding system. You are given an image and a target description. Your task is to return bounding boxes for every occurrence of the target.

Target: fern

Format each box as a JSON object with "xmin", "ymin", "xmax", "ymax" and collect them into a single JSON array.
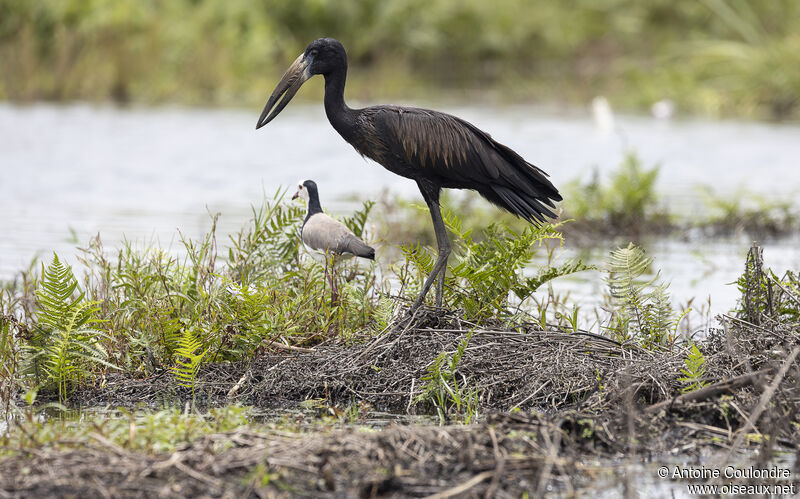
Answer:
[
  {"xmin": 26, "ymin": 253, "xmax": 115, "ymax": 403},
  {"xmin": 42, "ymin": 301, "xmax": 107, "ymax": 403},
  {"xmin": 605, "ymin": 243, "xmax": 674, "ymax": 346},
  {"xmin": 397, "ymin": 212, "xmax": 589, "ymax": 318},
  {"xmin": 396, "ymin": 242, "xmax": 436, "ymax": 301},
  {"xmin": 415, "ymin": 331, "xmax": 479, "ymax": 424},
  {"xmin": 342, "ymin": 200, "xmax": 375, "ymax": 238},
  {"xmin": 171, "ymin": 328, "xmax": 208, "ymax": 397},
  {"xmin": 735, "ymin": 244, "xmax": 770, "ymax": 324},
  {"xmin": 228, "ymin": 189, "xmax": 305, "ymax": 282},
  {"xmin": 446, "ymin": 213, "xmax": 588, "ymax": 318},
  {"xmin": 36, "ymin": 253, "xmax": 90, "ymax": 332},
  {"xmin": 372, "ymin": 296, "xmax": 396, "ymax": 332},
  {"xmin": 678, "ymin": 343, "xmax": 708, "ymax": 393}
]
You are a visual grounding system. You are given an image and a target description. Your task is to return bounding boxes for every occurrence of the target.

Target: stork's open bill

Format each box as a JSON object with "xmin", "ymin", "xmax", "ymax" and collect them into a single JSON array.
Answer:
[{"xmin": 259, "ymin": 38, "xmax": 562, "ymax": 312}]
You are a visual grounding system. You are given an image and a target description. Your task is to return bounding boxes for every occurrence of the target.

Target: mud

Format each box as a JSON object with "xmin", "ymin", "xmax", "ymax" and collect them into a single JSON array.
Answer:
[{"xmin": 2, "ymin": 303, "xmax": 799, "ymax": 497}]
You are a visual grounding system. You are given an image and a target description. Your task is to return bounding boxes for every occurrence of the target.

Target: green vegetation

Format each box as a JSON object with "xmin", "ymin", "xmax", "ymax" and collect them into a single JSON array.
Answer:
[
  {"xmin": 23, "ymin": 254, "xmax": 115, "ymax": 403},
  {"xmin": 415, "ymin": 330, "xmax": 479, "ymax": 424},
  {"xmin": 562, "ymin": 153, "xmax": 668, "ymax": 237},
  {"xmin": 696, "ymin": 185, "xmax": 799, "ymax": 237},
  {"xmin": 605, "ymin": 243, "xmax": 684, "ymax": 347},
  {"xmin": 545, "ymin": 152, "xmax": 799, "ymax": 240},
  {"xmin": 397, "ymin": 213, "xmax": 589, "ymax": 320},
  {"xmin": 735, "ymin": 244, "xmax": 800, "ymax": 325},
  {"xmin": 2, "ymin": 1, "xmax": 799, "ymax": 119},
  {"xmin": 2, "ymin": 403, "xmax": 252, "ymax": 456},
  {"xmin": 678, "ymin": 343, "xmax": 708, "ymax": 393},
  {"xmin": 0, "ymin": 190, "xmax": 588, "ymax": 410},
  {"xmin": 0, "ymin": 191, "xmax": 385, "ymax": 406},
  {"xmin": 171, "ymin": 328, "xmax": 209, "ymax": 399}
]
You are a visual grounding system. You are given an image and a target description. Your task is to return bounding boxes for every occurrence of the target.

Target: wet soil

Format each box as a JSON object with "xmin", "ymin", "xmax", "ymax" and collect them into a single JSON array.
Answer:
[{"xmin": 2, "ymin": 305, "xmax": 799, "ymax": 497}]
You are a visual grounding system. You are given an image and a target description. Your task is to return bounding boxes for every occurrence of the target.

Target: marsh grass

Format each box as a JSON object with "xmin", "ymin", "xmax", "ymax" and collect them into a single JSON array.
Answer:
[
  {"xmin": 555, "ymin": 153, "xmax": 799, "ymax": 241},
  {"xmin": 0, "ymin": 191, "xmax": 392, "ymax": 404},
  {"xmin": 3, "ymin": 1, "xmax": 800, "ymax": 119},
  {"xmin": 0, "ymin": 188, "xmax": 595, "ymax": 406},
  {"xmin": 379, "ymin": 152, "xmax": 800, "ymax": 250},
  {"xmin": 1, "ymin": 404, "xmax": 252, "ymax": 456},
  {"xmin": 561, "ymin": 153, "xmax": 671, "ymax": 239},
  {"xmin": 695, "ymin": 185, "xmax": 800, "ymax": 237}
]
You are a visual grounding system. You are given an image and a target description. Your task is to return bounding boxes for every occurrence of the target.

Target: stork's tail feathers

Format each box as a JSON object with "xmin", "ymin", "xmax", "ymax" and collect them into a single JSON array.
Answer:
[
  {"xmin": 487, "ymin": 184, "xmax": 558, "ymax": 223},
  {"xmin": 480, "ymin": 139, "xmax": 561, "ymax": 223}
]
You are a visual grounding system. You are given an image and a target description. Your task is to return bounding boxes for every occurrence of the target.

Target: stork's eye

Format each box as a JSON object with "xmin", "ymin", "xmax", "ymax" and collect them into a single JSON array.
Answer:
[{"xmin": 309, "ymin": 49, "xmax": 318, "ymax": 57}]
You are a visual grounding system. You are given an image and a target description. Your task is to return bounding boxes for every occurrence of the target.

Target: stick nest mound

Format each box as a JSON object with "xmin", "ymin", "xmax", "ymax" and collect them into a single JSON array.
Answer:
[{"xmin": 4, "ymin": 300, "xmax": 799, "ymax": 497}]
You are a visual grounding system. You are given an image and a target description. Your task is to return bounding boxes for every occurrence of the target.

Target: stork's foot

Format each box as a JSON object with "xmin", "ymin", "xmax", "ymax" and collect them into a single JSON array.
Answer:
[
  {"xmin": 434, "ymin": 265, "xmax": 446, "ymax": 307},
  {"xmin": 408, "ymin": 274, "xmax": 446, "ymax": 316}
]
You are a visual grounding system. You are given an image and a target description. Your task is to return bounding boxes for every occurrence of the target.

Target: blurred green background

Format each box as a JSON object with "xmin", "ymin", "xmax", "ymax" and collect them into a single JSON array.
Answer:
[{"xmin": 1, "ymin": 0, "xmax": 799, "ymax": 119}]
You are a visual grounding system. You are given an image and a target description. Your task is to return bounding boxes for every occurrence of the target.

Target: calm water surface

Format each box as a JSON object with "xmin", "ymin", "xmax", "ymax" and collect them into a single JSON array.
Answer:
[{"xmin": 2, "ymin": 102, "xmax": 799, "ymax": 317}]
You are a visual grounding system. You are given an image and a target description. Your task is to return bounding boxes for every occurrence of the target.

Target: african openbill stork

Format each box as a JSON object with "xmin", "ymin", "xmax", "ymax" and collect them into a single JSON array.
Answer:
[{"xmin": 257, "ymin": 38, "xmax": 561, "ymax": 311}]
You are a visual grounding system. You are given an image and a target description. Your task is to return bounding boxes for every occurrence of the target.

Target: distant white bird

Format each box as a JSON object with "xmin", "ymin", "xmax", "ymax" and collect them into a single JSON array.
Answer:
[
  {"xmin": 591, "ymin": 96, "xmax": 615, "ymax": 134},
  {"xmin": 651, "ymin": 99, "xmax": 675, "ymax": 120}
]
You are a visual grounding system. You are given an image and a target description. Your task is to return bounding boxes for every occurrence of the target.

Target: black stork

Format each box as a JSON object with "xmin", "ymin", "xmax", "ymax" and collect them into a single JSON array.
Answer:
[{"xmin": 257, "ymin": 38, "xmax": 561, "ymax": 311}]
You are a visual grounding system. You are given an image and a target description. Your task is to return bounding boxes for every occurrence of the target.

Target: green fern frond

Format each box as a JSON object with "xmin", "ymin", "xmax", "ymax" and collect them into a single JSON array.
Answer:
[
  {"xmin": 228, "ymin": 189, "xmax": 305, "ymax": 282},
  {"xmin": 396, "ymin": 243, "xmax": 436, "ymax": 300},
  {"xmin": 373, "ymin": 296, "xmax": 396, "ymax": 332},
  {"xmin": 171, "ymin": 328, "xmax": 208, "ymax": 393},
  {"xmin": 518, "ymin": 259, "xmax": 593, "ymax": 300},
  {"xmin": 678, "ymin": 343, "xmax": 708, "ymax": 393},
  {"xmin": 342, "ymin": 200, "xmax": 375, "ymax": 238},
  {"xmin": 25, "ymin": 254, "xmax": 114, "ymax": 402},
  {"xmin": 605, "ymin": 243, "xmax": 675, "ymax": 346},
  {"xmin": 36, "ymin": 253, "xmax": 88, "ymax": 332}
]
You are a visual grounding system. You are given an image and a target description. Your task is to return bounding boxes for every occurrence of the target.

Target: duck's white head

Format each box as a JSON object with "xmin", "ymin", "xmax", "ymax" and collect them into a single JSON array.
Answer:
[{"xmin": 291, "ymin": 179, "xmax": 312, "ymax": 201}]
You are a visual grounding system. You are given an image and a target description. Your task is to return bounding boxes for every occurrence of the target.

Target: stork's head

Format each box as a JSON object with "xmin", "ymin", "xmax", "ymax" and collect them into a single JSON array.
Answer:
[{"xmin": 256, "ymin": 38, "xmax": 347, "ymax": 129}]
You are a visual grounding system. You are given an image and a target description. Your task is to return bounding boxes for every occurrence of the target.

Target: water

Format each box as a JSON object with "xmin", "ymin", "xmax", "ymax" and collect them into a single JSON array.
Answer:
[{"xmin": 2, "ymin": 102, "xmax": 799, "ymax": 316}]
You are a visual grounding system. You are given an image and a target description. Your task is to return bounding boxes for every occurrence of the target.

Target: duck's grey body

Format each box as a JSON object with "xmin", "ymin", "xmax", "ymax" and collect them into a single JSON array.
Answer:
[
  {"xmin": 294, "ymin": 180, "xmax": 375, "ymax": 261},
  {"xmin": 302, "ymin": 212, "xmax": 375, "ymax": 259}
]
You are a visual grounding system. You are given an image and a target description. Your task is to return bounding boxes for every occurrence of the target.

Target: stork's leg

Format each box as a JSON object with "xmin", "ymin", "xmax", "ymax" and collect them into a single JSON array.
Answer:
[{"xmin": 410, "ymin": 186, "xmax": 451, "ymax": 311}]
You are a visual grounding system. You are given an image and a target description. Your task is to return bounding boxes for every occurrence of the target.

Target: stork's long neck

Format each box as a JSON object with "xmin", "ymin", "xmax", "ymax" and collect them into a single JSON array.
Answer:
[{"xmin": 323, "ymin": 65, "xmax": 357, "ymax": 140}]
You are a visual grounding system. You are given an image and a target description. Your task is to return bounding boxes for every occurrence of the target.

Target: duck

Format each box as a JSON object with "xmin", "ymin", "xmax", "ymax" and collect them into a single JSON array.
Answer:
[{"xmin": 292, "ymin": 179, "xmax": 375, "ymax": 262}]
